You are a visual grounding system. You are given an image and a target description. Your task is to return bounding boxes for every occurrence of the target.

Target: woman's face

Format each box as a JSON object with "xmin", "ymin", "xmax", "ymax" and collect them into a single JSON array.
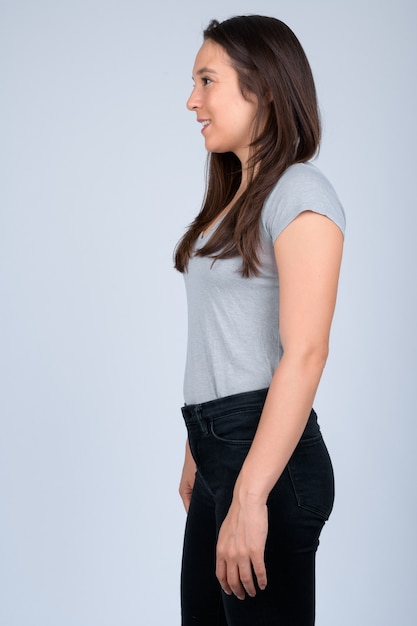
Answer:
[{"xmin": 187, "ymin": 40, "xmax": 258, "ymax": 165}]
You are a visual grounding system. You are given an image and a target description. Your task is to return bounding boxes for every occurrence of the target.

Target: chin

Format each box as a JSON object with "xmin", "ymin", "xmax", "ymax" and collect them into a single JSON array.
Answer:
[{"xmin": 205, "ymin": 142, "xmax": 228, "ymax": 154}]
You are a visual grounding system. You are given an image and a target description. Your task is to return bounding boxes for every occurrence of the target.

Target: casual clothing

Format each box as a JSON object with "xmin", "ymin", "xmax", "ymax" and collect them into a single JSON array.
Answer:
[
  {"xmin": 183, "ymin": 162, "xmax": 346, "ymax": 405},
  {"xmin": 181, "ymin": 389, "xmax": 334, "ymax": 626},
  {"xmin": 180, "ymin": 163, "xmax": 344, "ymax": 625}
]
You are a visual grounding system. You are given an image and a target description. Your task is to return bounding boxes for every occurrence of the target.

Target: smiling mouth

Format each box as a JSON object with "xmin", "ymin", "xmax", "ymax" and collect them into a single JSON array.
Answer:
[{"xmin": 201, "ymin": 120, "xmax": 211, "ymax": 129}]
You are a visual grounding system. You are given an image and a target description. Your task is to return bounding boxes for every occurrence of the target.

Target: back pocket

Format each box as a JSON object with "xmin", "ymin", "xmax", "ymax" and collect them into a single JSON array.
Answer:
[{"xmin": 287, "ymin": 434, "xmax": 335, "ymax": 520}]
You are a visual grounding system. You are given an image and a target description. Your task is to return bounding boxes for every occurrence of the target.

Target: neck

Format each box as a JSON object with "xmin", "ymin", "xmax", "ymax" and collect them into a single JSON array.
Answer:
[{"xmin": 239, "ymin": 163, "xmax": 253, "ymax": 192}]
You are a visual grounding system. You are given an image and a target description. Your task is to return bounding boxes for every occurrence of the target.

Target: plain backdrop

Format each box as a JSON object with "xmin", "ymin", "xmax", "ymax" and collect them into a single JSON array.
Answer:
[{"xmin": 1, "ymin": 0, "xmax": 416, "ymax": 624}]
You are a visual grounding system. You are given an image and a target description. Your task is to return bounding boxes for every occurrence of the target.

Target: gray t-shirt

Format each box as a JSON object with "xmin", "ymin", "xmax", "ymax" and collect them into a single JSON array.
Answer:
[{"xmin": 183, "ymin": 162, "xmax": 346, "ymax": 405}]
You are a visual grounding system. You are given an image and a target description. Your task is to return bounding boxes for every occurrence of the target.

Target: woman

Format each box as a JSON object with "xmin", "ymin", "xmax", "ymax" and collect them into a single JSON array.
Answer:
[{"xmin": 175, "ymin": 15, "xmax": 345, "ymax": 626}]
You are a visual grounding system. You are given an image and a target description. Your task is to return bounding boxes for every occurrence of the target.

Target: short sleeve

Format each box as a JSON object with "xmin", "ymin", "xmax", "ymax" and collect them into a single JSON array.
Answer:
[{"xmin": 261, "ymin": 162, "xmax": 346, "ymax": 242}]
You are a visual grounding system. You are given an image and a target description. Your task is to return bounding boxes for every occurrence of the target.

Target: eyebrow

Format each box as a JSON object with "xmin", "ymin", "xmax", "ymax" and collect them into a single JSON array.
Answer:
[{"xmin": 193, "ymin": 66, "xmax": 218, "ymax": 79}]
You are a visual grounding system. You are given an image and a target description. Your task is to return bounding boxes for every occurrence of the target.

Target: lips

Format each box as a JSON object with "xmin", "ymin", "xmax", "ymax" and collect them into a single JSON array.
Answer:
[{"xmin": 198, "ymin": 119, "xmax": 211, "ymax": 131}]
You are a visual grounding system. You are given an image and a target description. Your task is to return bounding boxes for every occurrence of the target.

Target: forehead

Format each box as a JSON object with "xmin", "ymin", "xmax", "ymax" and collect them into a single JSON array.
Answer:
[{"xmin": 192, "ymin": 39, "xmax": 233, "ymax": 76}]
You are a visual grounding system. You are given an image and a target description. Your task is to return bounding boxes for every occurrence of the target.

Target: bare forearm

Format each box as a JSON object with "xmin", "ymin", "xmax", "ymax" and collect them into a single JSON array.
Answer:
[{"xmin": 234, "ymin": 350, "xmax": 327, "ymax": 504}]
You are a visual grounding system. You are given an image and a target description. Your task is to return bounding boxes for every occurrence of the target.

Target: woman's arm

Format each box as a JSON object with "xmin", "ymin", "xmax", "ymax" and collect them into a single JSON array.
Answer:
[
  {"xmin": 179, "ymin": 438, "xmax": 196, "ymax": 513},
  {"xmin": 215, "ymin": 211, "xmax": 344, "ymax": 600}
]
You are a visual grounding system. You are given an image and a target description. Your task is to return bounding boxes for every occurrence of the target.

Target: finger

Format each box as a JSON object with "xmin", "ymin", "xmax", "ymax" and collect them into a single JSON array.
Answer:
[
  {"xmin": 178, "ymin": 490, "xmax": 188, "ymax": 512},
  {"xmin": 237, "ymin": 560, "xmax": 256, "ymax": 598},
  {"xmin": 251, "ymin": 553, "xmax": 267, "ymax": 591},
  {"xmin": 179, "ymin": 486, "xmax": 193, "ymax": 512},
  {"xmin": 226, "ymin": 563, "xmax": 246, "ymax": 601},
  {"xmin": 216, "ymin": 558, "xmax": 232, "ymax": 596}
]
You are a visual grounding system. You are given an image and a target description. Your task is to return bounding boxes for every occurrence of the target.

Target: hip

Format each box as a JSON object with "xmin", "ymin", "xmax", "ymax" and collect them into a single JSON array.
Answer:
[{"xmin": 181, "ymin": 387, "xmax": 335, "ymax": 521}]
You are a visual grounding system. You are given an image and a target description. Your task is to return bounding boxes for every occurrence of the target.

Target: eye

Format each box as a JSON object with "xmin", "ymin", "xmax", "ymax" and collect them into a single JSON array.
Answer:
[{"xmin": 201, "ymin": 76, "xmax": 212, "ymax": 86}]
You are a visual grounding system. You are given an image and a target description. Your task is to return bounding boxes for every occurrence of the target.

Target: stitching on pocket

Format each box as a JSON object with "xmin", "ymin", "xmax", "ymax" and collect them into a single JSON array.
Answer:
[
  {"xmin": 209, "ymin": 421, "xmax": 254, "ymax": 445},
  {"xmin": 287, "ymin": 438, "xmax": 334, "ymax": 520}
]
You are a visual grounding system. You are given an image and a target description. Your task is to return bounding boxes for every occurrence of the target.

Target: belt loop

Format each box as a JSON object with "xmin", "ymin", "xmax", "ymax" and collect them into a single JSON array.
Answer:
[{"xmin": 196, "ymin": 405, "xmax": 209, "ymax": 435}]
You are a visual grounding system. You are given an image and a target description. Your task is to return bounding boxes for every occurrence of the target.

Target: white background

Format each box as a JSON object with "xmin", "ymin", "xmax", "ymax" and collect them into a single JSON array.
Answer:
[{"xmin": 1, "ymin": 0, "xmax": 416, "ymax": 624}]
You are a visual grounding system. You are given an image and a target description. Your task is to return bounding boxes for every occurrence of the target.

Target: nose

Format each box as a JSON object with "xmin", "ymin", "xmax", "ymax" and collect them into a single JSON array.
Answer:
[{"xmin": 186, "ymin": 85, "xmax": 199, "ymax": 111}]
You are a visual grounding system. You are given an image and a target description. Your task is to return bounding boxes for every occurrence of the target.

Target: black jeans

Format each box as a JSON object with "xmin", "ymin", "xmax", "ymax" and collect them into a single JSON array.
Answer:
[{"xmin": 181, "ymin": 388, "xmax": 334, "ymax": 626}]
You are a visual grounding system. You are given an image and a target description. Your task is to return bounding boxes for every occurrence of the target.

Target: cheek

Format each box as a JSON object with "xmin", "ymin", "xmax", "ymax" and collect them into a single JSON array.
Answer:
[{"xmin": 230, "ymin": 96, "xmax": 257, "ymax": 121}]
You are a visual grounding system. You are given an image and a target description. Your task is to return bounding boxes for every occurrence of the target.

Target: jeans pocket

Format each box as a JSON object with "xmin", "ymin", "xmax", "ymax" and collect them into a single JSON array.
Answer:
[
  {"xmin": 287, "ymin": 434, "xmax": 335, "ymax": 520},
  {"xmin": 209, "ymin": 408, "xmax": 261, "ymax": 445}
]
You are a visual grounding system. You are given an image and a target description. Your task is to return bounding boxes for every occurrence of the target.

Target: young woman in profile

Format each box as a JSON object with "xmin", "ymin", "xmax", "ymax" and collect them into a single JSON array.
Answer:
[{"xmin": 175, "ymin": 15, "xmax": 345, "ymax": 626}]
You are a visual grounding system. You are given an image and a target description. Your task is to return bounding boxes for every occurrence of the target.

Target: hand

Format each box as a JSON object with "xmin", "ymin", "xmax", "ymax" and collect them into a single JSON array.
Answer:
[
  {"xmin": 179, "ymin": 439, "xmax": 196, "ymax": 513},
  {"xmin": 216, "ymin": 495, "xmax": 268, "ymax": 600}
]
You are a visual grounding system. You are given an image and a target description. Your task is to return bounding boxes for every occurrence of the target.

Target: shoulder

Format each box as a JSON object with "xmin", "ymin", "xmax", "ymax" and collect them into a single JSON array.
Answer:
[
  {"xmin": 268, "ymin": 162, "xmax": 340, "ymax": 206},
  {"xmin": 262, "ymin": 162, "xmax": 346, "ymax": 242}
]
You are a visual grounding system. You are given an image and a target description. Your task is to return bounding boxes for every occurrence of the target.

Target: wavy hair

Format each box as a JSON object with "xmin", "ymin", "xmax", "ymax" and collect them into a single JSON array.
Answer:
[{"xmin": 175, "ymin": 15, "xmax": 321, "ymax": 277}]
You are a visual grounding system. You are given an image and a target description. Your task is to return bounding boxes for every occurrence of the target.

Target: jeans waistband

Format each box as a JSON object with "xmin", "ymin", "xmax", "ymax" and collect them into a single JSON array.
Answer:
[
  {"xmin": 181, "ymin": 388, "xmax": 269, "ymax": 426},
  {"xmin": 181, "ymin": 387, "xmax": 319, "ymax": 438}
]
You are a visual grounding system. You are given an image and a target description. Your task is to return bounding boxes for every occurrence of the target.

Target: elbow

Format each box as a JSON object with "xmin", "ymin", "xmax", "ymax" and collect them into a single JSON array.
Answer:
[
  {"xmin": 313, "ymin": 340, "xmax": 329, "ymax": 365},
  {"xmin": 304, "ymin": 343, "xmax": 329, "ymax": 374},
  {"xmin": 283, "ymin": 341, "xmax": 329, "ymax": 374}
]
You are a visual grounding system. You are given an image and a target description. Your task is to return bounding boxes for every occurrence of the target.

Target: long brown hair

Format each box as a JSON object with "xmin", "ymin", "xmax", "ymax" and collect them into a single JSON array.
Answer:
[{"xmin": 175, "ymin": 15, "xmax": 321, "ymax": 277}]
